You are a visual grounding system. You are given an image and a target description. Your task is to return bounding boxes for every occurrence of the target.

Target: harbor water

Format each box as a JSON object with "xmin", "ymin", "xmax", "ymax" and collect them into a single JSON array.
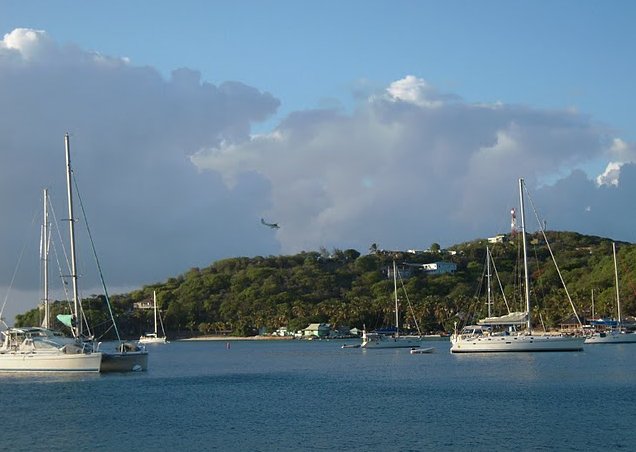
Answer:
[{"xmin": 1, "ymin": 338, "xmax": 635, "ymax": 451}]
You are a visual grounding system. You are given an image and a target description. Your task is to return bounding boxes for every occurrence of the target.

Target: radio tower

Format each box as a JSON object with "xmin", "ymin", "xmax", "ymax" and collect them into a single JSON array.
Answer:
[{"xmin": 510, "ymin": 208, "xmax": 517, "ymax": 235}]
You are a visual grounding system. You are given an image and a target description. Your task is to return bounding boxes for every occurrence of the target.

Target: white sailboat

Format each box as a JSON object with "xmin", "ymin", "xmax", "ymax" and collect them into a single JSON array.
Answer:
[
  {"xmin": 0, "ymin": 189, "xmax": 102, "ymax": 372},
  {"xmin": 361, "ymin": 261, "xmax": 425, "ymax": 349},
  {"xmin": 585, "ymin": 242, "xmax": 636, "ymax": 344},
  {"xmin": 61, "ymin": 134, "xmax": 148, "ymax": 372},
  {"xmin": 139, "ymin": 291, "xmax": 168, "ymax": 344},
  {"xmin": 450, "ymin": 178, "xmax": 585, "ymax": 353}
]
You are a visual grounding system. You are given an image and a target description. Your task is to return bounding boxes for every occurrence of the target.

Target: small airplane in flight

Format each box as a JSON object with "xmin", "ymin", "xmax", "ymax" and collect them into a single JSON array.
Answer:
[{"xmin": 261, "ymin": 218, "xmax": 280, "ymax": 229}]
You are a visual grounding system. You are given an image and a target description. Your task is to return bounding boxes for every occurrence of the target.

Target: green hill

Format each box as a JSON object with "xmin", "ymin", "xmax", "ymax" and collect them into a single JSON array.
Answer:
[{"xmin": 15, "ymin": 231, "xmax": 636, "ymax": 339}]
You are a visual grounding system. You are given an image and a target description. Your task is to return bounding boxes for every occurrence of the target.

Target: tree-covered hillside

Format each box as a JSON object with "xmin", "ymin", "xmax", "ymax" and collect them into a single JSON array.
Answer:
[{"xmin": 15, "ymin": 232, "xmax": 636, "ymax": 339}]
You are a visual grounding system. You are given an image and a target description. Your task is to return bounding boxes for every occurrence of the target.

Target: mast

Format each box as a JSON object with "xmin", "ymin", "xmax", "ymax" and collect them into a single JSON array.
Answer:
[
  {"xmin": 519, "ymin": 178, "xmax": 531, "ymax": 331},
  {"xmin": 613, "ymin": 242, "xmax": 621, "ymax": 326},
  {"xmin": 393, "ymin": 260, "xmax": 399, "ymax": 336},
  {"xmin": 42, "ymin": 188, "xmax": 50, "ymax": 329},
  {"xmin": 153, "ymin": 291, "xmax": 158, "ymax": 336},
  {"xmin": 486, "ymin": 247, "xmax": 492, "ymax": 317},
  {"xmin": 65, "ymin": 133, "xmax": 82, "ymax": 338}
]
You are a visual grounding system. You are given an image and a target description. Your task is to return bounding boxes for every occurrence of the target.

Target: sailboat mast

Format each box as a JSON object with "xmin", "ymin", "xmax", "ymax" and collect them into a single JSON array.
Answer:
[
  {"xmin": 42, "ymin": 188, "xmax": 50, "ymax": 329},
  {"xmin": 393, "ymin": 261, "xmax": 399, "ymax": 336},
  {"xmin": 153, "ymin": 291, "xmax": 158, "ymax": 336},
  {"xmin": 486, "ymin": 247, "xmax": 492, "ymax": 317},
  {"xmin": 613, "ymin": 242, "xmax": 621, "ymax": 326},
  {"xmin": 519, "ymin": 178, "xmax": 531, "ymax": 330},
  {"xmin": 65, "ymin": 133, "xmax": 82, "ymax": 338}
]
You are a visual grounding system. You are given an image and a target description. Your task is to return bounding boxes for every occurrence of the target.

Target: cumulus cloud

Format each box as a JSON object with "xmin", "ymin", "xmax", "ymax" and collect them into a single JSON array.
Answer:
[
  {"xmin": 0, "ymin": 28, "xmax": 280, "ymax": 320},
  {"xmin": 194, "ymin": 75, "xmax": 635, "ymax": 255}
]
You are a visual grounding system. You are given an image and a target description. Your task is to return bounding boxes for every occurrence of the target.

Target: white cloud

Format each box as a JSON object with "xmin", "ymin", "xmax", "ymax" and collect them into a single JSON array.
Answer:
[
  {"xmin": 384, "ymin": 74, "xmax": 455, "ymax": 108},
  {"xmin": 0, "ymin": 29, "xmax": 281, "ymax": 321},
  {"xmin": 194, "ymin": 76, "xmax": 634, "ymax": 254},
  {"xmin": 596, "ymin": 162, "xmax": 622, "ymax": 186}
]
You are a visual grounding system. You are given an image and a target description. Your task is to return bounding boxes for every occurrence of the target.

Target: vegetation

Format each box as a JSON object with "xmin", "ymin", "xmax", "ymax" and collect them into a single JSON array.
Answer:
[{"xmin": 14, "ymin": 232, "xmax": 636, "ymax": 339}]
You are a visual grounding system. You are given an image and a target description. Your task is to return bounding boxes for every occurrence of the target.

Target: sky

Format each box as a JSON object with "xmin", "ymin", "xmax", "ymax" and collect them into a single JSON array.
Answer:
[{"xmin": 1, "ymin": 0, "xmax": 636, "ymax": 323}]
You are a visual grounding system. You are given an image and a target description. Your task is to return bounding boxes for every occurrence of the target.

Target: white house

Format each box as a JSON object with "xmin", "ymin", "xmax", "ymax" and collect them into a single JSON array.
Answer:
[
  {"xmin": 488, "ymin": 234, "xmax": 507, "ymax": 244},
  {"xmin": 420, "ymin": 261, "xmax": 457, "ymax": 275}
]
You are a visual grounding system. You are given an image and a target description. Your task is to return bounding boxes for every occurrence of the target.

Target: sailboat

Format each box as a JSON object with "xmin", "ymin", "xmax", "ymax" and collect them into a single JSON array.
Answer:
[
  {"xmin": 61, "ymin": 134, "xmax": 148, "ymax": 372},
  {"xmin": 361, "ymin": 261, "xmax": 427, "ymax": 349},
  {"xmin": 0, "ymin": 189, "xmax": 102, "ymax": 372},
  {"xmin": 450, "ymin": 178, "xmax": 585, "ymax": 353},
  {"xmin": 585, "ymin": 243, "xmax": 636, "ymax": 344},
  {"xmin": 139, "ymin": 291, "xmax": 168, "ymax": 344}
]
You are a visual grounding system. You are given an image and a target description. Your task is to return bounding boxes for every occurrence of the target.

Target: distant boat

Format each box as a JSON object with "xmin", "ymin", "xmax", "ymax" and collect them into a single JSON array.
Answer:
[
  {"xmin": 450, "ymin": 178, "xmax": 585, "ymax": 353},
  {"xmin": 410, "ymin": 347, "xmax": 434, "ymax": 354},
  {"xmin": 585, "ymin": 243, "xmax": 636, "ymax": 344},
  {"xmin": 139, "ymin": 291, "xmax": 168, "ymax": 344},
  {"xmin": 0, "ymin": 176, "xmax": 102, "ymax": 372},
  {"xmin": 361, "ymin": 261, "xmax": 427, "ymax": 349}
]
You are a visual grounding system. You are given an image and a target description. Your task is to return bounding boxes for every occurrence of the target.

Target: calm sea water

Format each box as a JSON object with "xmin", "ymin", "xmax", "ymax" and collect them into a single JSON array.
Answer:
[{"xmin": 1, "ymin": 338, "xmax": 635, "ymax": 451}]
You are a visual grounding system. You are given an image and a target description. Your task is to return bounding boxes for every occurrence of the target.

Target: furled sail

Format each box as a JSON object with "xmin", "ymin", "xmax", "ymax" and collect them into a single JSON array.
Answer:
[{"xmin": 478, "ymin": 311, "xmax": 527, "ymax": 325}]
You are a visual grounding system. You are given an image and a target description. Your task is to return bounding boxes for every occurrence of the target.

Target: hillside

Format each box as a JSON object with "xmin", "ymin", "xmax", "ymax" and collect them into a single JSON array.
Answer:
[{"xmin": 15, "ymin": 231, "xmax": 636, "ymax": 338}]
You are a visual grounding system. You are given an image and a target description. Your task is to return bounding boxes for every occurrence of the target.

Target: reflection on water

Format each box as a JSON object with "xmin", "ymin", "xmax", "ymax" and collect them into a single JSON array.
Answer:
[{"xmin": 1, "ymin": 339, "xmax": 635, "ymax": 450}]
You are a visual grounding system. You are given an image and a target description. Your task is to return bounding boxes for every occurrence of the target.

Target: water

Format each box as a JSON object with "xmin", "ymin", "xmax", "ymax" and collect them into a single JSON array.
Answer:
[{"xmin": 1, "ymin": 339, "xmax": 635, "ymax": 451}]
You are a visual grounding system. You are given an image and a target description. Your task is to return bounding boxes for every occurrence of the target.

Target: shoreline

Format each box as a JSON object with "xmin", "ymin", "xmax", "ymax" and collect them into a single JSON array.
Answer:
[{"xmin": 177, "ymin": 335, "xmax": 295, "ymax": 341}]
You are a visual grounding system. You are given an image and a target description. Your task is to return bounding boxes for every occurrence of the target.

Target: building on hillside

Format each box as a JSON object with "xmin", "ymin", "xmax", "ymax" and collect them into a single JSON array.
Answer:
[
  {"xmin": 488, "ymin": 234, "xmax": 507, "ymax": 244},
  {"xmin": 133, "ymin": 300, "xmax": 153, "ymax": 310},
  {"xmin": 420, "ymin": 261, "xmax": 457, "ymax": 275},
  {"xmin": 386, "ymin": 264, "xmax": 415, "ymax": 280},
  {"xmin": 302, "ymin": 323, "xmax": 331, "ymax": 338}
]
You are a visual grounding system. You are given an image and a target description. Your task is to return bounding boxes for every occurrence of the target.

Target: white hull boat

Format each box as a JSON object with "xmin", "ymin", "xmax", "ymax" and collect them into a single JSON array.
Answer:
[
  {"xmin": 360, "ymin": 261, "xmax": 428, "ymax": 350},
  {"xmin": 0, "ymin": 328, "xmax": 101, "ymax": 372},
  {"xmin": 585, "ymin": 330, "xmax": 636, "ymax": 344},
  {"xmin": 451, "ymin": 178, "xmax": 585, "ymax": 353},
  {"xmin": 410, "ymin": 347, "xmax": 434, "ymax": 354},
  {"xmin": 584, "ymin": 243, "xmax": 636, "ymax": 345},
  {"xmin": 139, "ymin": 291, "xmax": 168, "ymax": 344},
  {"xmin": 361, "ymin": 332, "xmax": 423, "ymax": 349},
  {"xmin": 451, "ymin": 332, "xmax": 584, "ymax": 353}
]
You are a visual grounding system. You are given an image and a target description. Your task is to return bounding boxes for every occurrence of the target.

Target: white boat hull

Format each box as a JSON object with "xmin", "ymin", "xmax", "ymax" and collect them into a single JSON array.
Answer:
[
  {"xmin": 138, "ymin": 336, "xmax": 167, "ymax": 344},
  {"xmin": 584, "ymin": 331, "xmax": 636, "ymax": 344},
  {"xmin": 450, "ymin": 334, "xmax": 585, "ymax": 353},
  {"xmin": 410, "ymin": 347, "xmax": 435, "ymax": 354},
  {"xmin": 361, "ymin": 334, "xmax": 423, "ymax": 349},
  {"xmin": 0, "ymin": 351, "xmax": 102, "ymax": 372}
]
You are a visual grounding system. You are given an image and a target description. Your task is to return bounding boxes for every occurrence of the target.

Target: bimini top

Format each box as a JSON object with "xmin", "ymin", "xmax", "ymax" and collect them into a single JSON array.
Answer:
[{"xmin": 478, "ymin": 311, "xmax": 527, "ymax": 326}]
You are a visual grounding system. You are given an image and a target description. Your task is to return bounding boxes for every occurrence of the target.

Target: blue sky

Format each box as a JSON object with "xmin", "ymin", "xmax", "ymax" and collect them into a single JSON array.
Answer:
[{"xmin": 1, "ymin": 1, "xmax": 636, "ymax": 322}]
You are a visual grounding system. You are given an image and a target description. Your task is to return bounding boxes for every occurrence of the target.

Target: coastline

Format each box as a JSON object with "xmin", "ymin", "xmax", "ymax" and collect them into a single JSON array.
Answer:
[{"xmin": 177, "ymin": 335, "xmax": 295, "ymax": 341}]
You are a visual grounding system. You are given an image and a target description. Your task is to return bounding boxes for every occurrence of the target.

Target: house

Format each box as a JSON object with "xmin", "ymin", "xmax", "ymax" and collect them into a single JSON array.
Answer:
[
  {"xmin": 488, "ymin": 234, "xmax": 507, "ymax": 244},
  {"xmin": 386, "ymin": 264, "xmax": 415, "ymax": 280},
  {"xmin": 133, "ymin": 300, "xmax": 154, "ymax": 310},
  {"xmin": 302, "ymin": 323, "xmax": 331, "ymax": 338},
  {"xmin": 420, "ymin": 261, "xmax": 457, "ymax": 275}
]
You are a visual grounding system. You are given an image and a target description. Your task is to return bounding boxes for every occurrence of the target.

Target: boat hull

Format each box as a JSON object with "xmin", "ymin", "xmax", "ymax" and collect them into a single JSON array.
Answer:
[
  {"xmin": 584, "ymin": 331, "xmax": 636, "ymax": 344},
  {"xmin": 361, "ymin": 335, "xmax": 423, "ymax": 349},
  {"xmin": 101, "ymin": 350, "xmax": 148, "ymax": 372},
  {"xmin": 450, "ymin": 334, "xmax": 585, "ymax": 353},
  {"xmin": 0, "ymin": 351, "xmax": 102, "ymax": 372},
  {"xmin": 138, "ymin": 336, "xmax": 167, "ymax": 344}
]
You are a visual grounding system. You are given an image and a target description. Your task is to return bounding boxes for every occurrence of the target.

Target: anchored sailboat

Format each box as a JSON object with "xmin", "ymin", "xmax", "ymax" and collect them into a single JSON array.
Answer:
[
  {"xmin": 585, "ymin": 243, "xmax": 636, "ymax": 344},
  {"xmin": 139, "ymin": 291, "xmax": 168, "ymax": 344},
  {"xmin": 450, "ymin": 178, "xmax": 585, "ymax": 353},
  {"xmin": 361, "ymin": 261, "xmax": 425, "ymax": 349},
  {"xmin": 0, "ymin": 187, "xmax": 102, "ymax": 372},
  {"xmin": 61, "ymin": 134, "xmax": 148, "ymax": 372}
]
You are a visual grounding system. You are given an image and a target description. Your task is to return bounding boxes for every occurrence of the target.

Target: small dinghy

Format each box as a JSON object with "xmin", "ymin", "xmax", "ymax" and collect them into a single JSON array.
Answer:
[{"xmin": 410, "ymin": 347, "xmax": 434, "ymax": 354}]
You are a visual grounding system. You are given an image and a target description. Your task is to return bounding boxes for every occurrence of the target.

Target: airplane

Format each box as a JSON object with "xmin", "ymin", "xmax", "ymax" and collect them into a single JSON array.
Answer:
[{"xmin": 261, "ymin": 218, "xmax": 280, "ymax": 229}]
